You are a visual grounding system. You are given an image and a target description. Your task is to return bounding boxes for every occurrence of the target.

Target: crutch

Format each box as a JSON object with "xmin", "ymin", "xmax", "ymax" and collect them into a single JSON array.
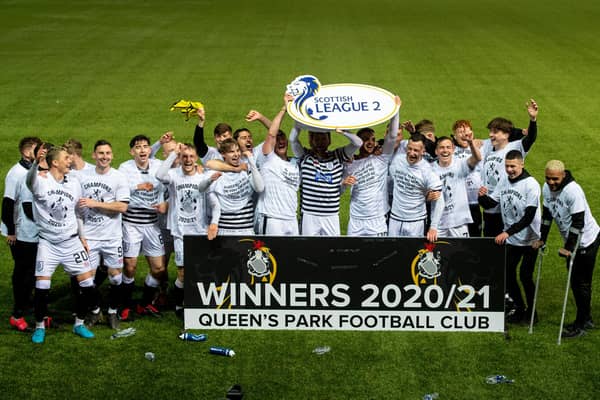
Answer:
[
  {"xmin": 528, "ymin": 245, "xmax": 546, "ymax": 334},
  {"xmin": 557, "ymin": 235, "xmax": 581, "ymax": 345}
]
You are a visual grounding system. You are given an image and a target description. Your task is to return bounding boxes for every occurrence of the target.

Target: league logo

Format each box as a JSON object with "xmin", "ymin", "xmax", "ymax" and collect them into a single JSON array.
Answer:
[{"xmin": 286, "ymin": 75, "xmax": 326, "ymax": 122}]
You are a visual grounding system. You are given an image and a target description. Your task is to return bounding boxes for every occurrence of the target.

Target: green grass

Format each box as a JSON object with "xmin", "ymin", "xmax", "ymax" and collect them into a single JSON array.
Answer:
[{"xmin": 1, "ymin": 0, "xmax": 600, "ymax": 398}]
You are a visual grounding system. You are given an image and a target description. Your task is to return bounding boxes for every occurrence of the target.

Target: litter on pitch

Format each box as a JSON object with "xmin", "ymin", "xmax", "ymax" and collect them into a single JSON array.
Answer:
[
  {"xmin": 110, "ymin": 327, "xmax": 136, "ymax": 339},
  {"xmin": 312, "ymin": 346, "xmax": 331, "ymax": 355},
  {"xmin": 170, "ymin": 99, "xmax": 204, "ymax": 121}
]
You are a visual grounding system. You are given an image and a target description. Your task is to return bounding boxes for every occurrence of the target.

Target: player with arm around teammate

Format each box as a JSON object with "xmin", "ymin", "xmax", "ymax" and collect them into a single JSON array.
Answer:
[
  {"xmin": 342, "ymin": 96, "xmax": 401, "ymax": 236},
  {"xmin": 207, "ymin": 139, "xmax": 264, "ymax": 236},
  {"xmin": 479, "ymin": 150, "xmax": 541, "ymax": 323},
  {"xmin": 533, "ymin": 160, "xmax": 600, "ymax": 338},
  {"xmin": 156, "ymin": 143, "xmax": 221, "ymax": 317},
  {"xmin": 26, "ymin": 145, "xmax": 100, "ymax": 343},
  {"xmin": 388, "ymin": 133, "xmax": 445, "ymax": 242},
  {"xmin": 432, "ymin": 134, "xmax": 482, "ymax": 237}
]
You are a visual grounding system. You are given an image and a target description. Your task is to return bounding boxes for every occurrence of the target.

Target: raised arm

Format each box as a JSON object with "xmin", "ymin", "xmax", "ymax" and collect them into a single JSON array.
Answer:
[
  {"xmin": 336, "ymin": 129, "xmax": 363, "ymax": 160},
  {"xmin": 263, "ymin": 95, "xmax": 292, "ymax": 155},
  {"xmin": 466, "ymin": 132, "xmax": 482, "ymax": 169},
  {"xmin": 289, "ymin": 123, "xmax": 305, "ymax": 158},
  {"xmin": 245, "ymin": 153, "xmax": 264, "ymax": 193},
  {"xmin": 155, "ymin": 146, "xmax": 179, "ymax": 182},
  {"xmin": 382, "ymin": 96, "xmax": 401, "ymax": 154},
  {"xmin": 522, "ymin": 99, "xmax": 538, "ymax": 152},
  {"xmin": 193, "ymin": 108, "xmax": 209, "ymax": 158},
  {"xmin": 245, "ymin": 109, "xmax": 272, "ymax": 130}
]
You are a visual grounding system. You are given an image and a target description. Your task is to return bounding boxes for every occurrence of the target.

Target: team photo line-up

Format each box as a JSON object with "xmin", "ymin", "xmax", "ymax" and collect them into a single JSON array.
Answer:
[{"xmin": 2, "ymin": 95, "xmax": 598, "ymax": 344}]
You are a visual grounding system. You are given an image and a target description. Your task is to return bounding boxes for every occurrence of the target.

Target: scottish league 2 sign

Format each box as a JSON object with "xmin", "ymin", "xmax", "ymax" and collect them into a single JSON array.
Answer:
[
  {"xmin": 184, "ymin": 237, "xmax": 506, "ymax": 332},
  {"xmin": 285, "ymin": 75, "xmax": 399, "ymax": 130}
]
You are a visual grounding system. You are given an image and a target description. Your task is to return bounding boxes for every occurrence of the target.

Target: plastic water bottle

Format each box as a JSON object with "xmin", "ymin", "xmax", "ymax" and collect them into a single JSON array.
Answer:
[
  {"xmin": 144, "ymin": 352, "xmax": 155, "ymax": 361},
  {"xmin": 312, "ymin": 346, "xmax": 331, "ymax": 355},
  {"xmin": 423, "ymin": 393, "xmax": 439, "ymax": 400},
  {"xmin": 209, "ymin": 346, "xmax": 235, "ymax": 357},
  {"xmin": 178, "ymin": 332, "xmax": 207, "ymax": 342},
  {"xmin": 110, "ymin": 327, "xmax": 136, "ymax": 340},
  {"xmin": 486, "ymin": 375, "xmax": 514, "ymax": 384}
]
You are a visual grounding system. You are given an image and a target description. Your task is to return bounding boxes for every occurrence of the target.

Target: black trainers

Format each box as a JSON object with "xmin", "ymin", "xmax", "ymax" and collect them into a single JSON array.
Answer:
[
  {"xmin": 506, "ymin": 308, "xmax": 524, "ymax": 323},
  {"xmin": 565, "ymin": 319, "xmax": 594, "ymax": 331},
  {"xmin": 85, "ymin": 310, "xmax": 104, "ymax": 327},
  {"xmin": 107, "ymin": 313, "xmax": 120, "ymax": 330},
  {"xmin": 562, "ymin": 326, "xmax": 587, "ymax": 339}
]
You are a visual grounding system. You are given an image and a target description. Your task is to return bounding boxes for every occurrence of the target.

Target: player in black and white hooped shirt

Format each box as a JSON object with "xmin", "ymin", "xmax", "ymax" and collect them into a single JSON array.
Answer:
[
  {"xmin": 289, "ymin": 124, "xmax": 362, "ymax": 236},
  {"xmin": 255, "ymin": 96, "xmax": 300, "ymax": 235},
  {"xmin": 479, "ymin": 150, "xmax": 541, "ymax": 324},
  {"xmin": 118, "ymin": 135, "xmax": 166, "ymax": 319},
  {"xmin": 432, "ymin": 135, "xmax": 482, "ymax": 238},
  {"xmin": 534, "ymin": 160, "xmax": 600, "ymax": 338},
  {"xmin": 481, "ymin": 99, "xmax": 538, "ymax": 236},
  {"xmin": 342, "ymin": 96, "xmax": 400, "ymax": 236},
  {"xmin": 77, "ymin": 140, "xmax": 129, "ymax": 329},
  {"xmin": 156, "ymin": 143, "xmax": 220, "ymax": 316},
  {"xmin": 208, "ymin": 138, "xmax": 264, "ymax": 236},
  {"xmin": 26, "ymin": 145, "xmax": 100, "ymax": 344},
  {"xmin": 388, "ymin": 133, "xmax": 445, "ymax": 242},
  {"xmin": 2, "ymin": 136, "xmax": 42, "ymax": 331}
]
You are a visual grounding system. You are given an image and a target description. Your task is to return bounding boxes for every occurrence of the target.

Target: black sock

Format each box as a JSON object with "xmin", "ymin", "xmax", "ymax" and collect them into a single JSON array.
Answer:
[{"xmin": 34, "ymin": 288, "xmax": 50, "ymax": 323}]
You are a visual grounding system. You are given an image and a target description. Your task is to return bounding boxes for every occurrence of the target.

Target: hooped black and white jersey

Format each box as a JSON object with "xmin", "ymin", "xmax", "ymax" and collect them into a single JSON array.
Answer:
[
  {"xmin": 118, "ymin": 159, "xmax": 164, "ymax": 225},
  {"xmin": 299, "ymin": 148, "xmax": 348, "ymax": 216},
  {"xmin": 209, "ymin": 170, "xmax": 256, "ymax": 230}
]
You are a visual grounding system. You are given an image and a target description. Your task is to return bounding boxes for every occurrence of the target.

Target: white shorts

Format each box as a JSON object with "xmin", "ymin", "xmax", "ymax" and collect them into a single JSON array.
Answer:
[
  {"xmin": 174, "ymin": 236, "xmax": 185, "ymax": 267},
  {"xmin": 122, "ymin": 223, "xmax": 165, "ymax": 258},
  {"xmin": 301, "ymin": 213, "xmax": 340, "ymax": 236},
  {"xmin": 87, "ymin": 237, "xmax": 124, "ymax": 269},
  {"xmin": 257, "ymin": 214, "xmax": 299, "ymax": 236},
  {"xmin": 36, "ymin": 236, "xmax": 92, "ymax": 277},
  {"xmin": 388, "ymin": 219, "xmax": 425, "ymax": 237},
  {"xmin": 437, "ymin": 225, "xmax": 470, "ymax": 238},
  {"xmin": 347, "ymin": 216, "xmax": 388, "ymax": 237}
]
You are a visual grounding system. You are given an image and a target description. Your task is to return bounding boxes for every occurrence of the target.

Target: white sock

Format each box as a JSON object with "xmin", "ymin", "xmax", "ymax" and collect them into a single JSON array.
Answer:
[
  {"xmin": 74, "ymin": 318, "xmax": 85, "ymax": 327},
  {"xmin": 36, "ymin": 321, "xmax": 45, "ymax": 330}
]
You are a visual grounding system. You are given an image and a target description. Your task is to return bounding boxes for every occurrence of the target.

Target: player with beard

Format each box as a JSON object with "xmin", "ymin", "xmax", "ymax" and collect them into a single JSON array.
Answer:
[
  {"xmin": 156, "ymin": 143, "xmax": 220, "ymax": 317},
  {"xmin": 289, "ymin": 123, "xmax": 362, "ymax": 236},
  {"xmin": 533, "ymin": 160, "xmax": 600, "ymax": 338},
  {"xmin": 432, "ymin": 135, "xmax": 482, "ymax": 237},
  {"xmin": 342, "ymin": 96, "xmax": 401, "ymax": 236},
  {"xmin": 26, "ymin": 146, "xmax": 99, "ymax": 343},
  {"xmin": 255, "ymin": 95, "xmax": 301, "ymax": 235},
  {"xmin": 388, "ymin": 133, "xmax": 444, "ymax": 242},
  {"xmin": 479, "ymin": 150, "xmax": 541, "ymax": 324},
  {"xmin": 77, "ymin": 140, "xmax": 129, "ymax": 329}
]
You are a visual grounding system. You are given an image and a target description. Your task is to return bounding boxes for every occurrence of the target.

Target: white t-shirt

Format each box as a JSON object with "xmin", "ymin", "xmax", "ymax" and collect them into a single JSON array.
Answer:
[
  {"xmin": 489, "ymin": 174, "xmax": 541, "ymax": 246},
  {"xmin": 481, "ymin": 139, "xmax": 526, "ymax": 213},
  {"xmin": 257, "ymin": 152, "xmax": 299, "ymax": 220},
  {"xmin": 2, "ymin": 162, "xmax": 29, "ymax": 236},
  {"xmin": 432, "ymin": 158, "xmax": 473, "ymax": 229},
  {"xmin": 78, "ymin": 167, "xmax": 130, "ymax": 240},
  {"xmin": 344, "ymin": 154, "xmax": 392, "ymax": 219},
  {"xmin": 29, "ymin": 172, "xmax": 82, "ymax": 244},
  {"xmin": 209, "ymin": 170, "xmax": 257, "ymax": 230},
  {"xmin": 453, "ymin": 145, "xmax": 482, "ymax": 204},
  {"xmin": 14, "ymin": 174, "xmax": 39, "ymax": 243},
  {"xmin": 543, "ymin": 180, "xmax": 600, "ymax": 248},
  {"xmin": 161, "ymin": 168, "xmax": 213, "ymax": 237},
  {"xmin": 389, "ymin": 157, "xmax": 442, "ymax": 222}
]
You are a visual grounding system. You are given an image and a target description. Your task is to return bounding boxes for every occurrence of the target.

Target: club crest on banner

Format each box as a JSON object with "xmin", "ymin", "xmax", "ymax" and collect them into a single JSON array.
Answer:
[
  {"xmin": 411, "ymin": 242, "xmax": 445, "ymax": 283},
  {"xmin": 285, "ymin": 75, "xmax": 399, "ymax": 130}
]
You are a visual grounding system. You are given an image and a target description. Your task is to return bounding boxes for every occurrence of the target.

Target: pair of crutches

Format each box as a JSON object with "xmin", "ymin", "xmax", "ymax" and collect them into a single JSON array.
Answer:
[{"xmin": 527, "ymin": 236, "xmax": 581, "ymax": 345}]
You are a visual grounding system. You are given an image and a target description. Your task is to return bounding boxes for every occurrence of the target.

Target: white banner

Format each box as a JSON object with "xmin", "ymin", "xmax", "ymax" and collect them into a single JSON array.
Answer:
[{"xmin": 285, "ymin": 75, "xmax": 399, "ymax": 130}]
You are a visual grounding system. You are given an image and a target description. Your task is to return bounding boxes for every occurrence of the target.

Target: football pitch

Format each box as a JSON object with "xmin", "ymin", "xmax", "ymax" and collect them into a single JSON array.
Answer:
[{"xmin": 1, "ymin": 0, "xmax": 599, "ymax": 398}]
